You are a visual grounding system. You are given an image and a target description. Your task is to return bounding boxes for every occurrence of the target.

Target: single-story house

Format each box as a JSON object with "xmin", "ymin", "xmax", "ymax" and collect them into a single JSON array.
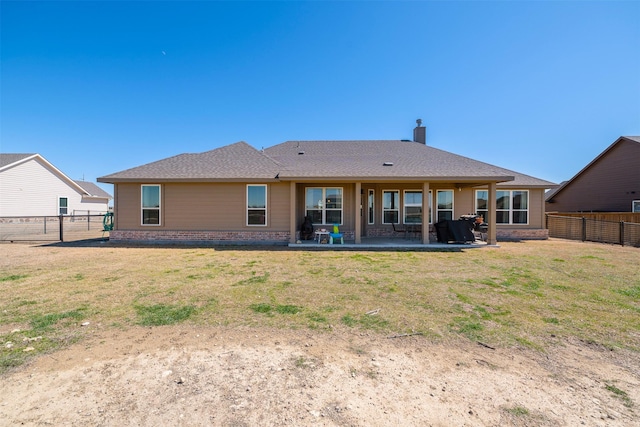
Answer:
[
  {"xmin": 546, "ymin": 136, "xmax": 640, "ymax": 213},
  {"xmin": 98, "ymin": 123, "xmax": 556, "ymax": 245},
  {"xmin": 0, "ymin": 153, "xmax": 112, "ymax": 217},
  {"xmin": 98, "ymin": 124, "xmax": 555, "ymax": 244}
]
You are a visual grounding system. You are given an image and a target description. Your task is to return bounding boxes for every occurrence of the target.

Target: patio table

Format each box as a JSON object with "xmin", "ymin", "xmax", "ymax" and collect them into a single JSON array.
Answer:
[{"xmin": 314, "ymin": 230, "xmax": 330, "ymax": 243}]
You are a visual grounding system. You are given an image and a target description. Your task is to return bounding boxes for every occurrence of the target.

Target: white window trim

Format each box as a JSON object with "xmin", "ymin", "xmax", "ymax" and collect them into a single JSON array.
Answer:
[
  {"xmin": 509, "ymin": 190, "xmax": 529, "ymax": 225},
  {"xmin": 382, "ymin": 189, "xmax": 400, "ymax": 225},
  {"xmin": 305, "ymin": 187, "xmax": 343, "ymax": 225},
  {"xmin": 141, "ymin": 184, "xmax": 161, "ymax": 226},
  {"xmin": 368, "ymin": 189, "xmax": 375, "ymax": 225},
  {"xmin": 475, "ymin": 189, "xmax": 529, "ymax": 225},
  {"xmin": 633, "ymin": 200, "xmax": 640, "ymax": 213},
  {"xmin": 246, "ymin": 184, "xmax": 267, "ymax": 227},
  {"xmin": 403, "ymin": 190, "xmax": 423, "ymax": 225},
  {"xmin": 436, "ymin": 189, "xmax": 455, "ymax": 223},
  {"xmin": 58, "ymin": 196, "xmax": 69, "ymax": 216}
]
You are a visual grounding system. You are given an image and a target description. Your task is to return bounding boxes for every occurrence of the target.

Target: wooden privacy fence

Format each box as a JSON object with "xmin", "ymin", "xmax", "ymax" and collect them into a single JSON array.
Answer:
[
  {"xmin": 0, "ymin": 214, "xmax": 108, "ymax": 242},
  {"xmin": 546, "ymin": 214, "xmax": 640, "ymax": 247},
  {"xmin": 546, "ymin": 212, "xmax": 640, "ymax": 223}
]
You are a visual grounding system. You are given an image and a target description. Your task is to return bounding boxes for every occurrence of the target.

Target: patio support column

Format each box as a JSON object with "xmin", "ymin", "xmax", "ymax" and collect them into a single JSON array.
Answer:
[
  {"xmin": 289, "ymin": 181, "xmax": 297, "ymax": 244},
  {"xmin": 422, "ymin": 182, "xmax": 430, "ymax": 244},
  {"xmin": 487, "ymin": 182, "xmax": 497, "ymax": 245},
  {"xmin": 354, "ymin": 182, "xmax": 362, "ymax": 244}
]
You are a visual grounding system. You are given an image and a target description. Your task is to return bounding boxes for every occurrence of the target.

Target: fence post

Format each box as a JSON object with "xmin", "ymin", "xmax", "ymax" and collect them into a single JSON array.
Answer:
[
  {"xmin": 59, "ymin": 215, "xmax": 64, "ymax": 242},
  {"xmin": 87, "ymin": 213, "xmax": 90, "ymax": 231},
  {"xmin": 44, "ymin": 216, "xmax": 47, "ymax": 234},
  {"xmin": 582, "ymin": 217, "xmax": 586, "ymax": 242},
  {"xmin": 620, "ymin": 222, "xmax": 625, "ymax": 247}
]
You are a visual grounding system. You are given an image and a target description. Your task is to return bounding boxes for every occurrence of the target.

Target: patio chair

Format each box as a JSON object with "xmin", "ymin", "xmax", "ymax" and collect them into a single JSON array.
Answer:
[
  {"xmin": 329, "ymin": 224, "xmax": 344, "ymax": 244},
  {"xmin": 391, "ymin": 222, "xmax": 406, "ymax": 239}
]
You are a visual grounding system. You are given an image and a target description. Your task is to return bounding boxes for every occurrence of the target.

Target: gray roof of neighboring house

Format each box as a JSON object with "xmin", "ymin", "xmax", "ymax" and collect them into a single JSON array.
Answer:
[
  {"xmin": 73, "ymin": 180, "xmax": 112, "ymax": 199},
  {"xmin": 0, "ymin": 153, "xmax": 36, "ymax": 168},
  {"xmin": 98, "ymin": 140, "xmax": 556, "ymax": 187},
  {"xmin": 2, "ymin": 153, "xmax": 113, "ymax": 198}
]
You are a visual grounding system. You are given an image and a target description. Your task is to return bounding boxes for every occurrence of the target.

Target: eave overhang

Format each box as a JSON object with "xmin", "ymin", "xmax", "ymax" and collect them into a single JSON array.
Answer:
[{"xmin": 97, "ymin": 177, "xmax": 280, "ymax": 184}]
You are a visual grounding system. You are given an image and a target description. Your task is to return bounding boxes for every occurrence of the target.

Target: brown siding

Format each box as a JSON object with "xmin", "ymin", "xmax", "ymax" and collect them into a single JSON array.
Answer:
[
  {"xmin": 455, "ymin": 188, "xmax": 475, "ymax": 218},
  {"xmin": 115, "ymin": 184, "xmax": 141, "ymax": 230},
  {"xmin": 269, "ymin": 183, "xmax": 292, "ymax": 229},
  {"xmin": 547, "ymin": 139, "xmax": 640, "ymax": 212},
  {"xmin": 530, "ymin": 188, "xmax": 545, "ymax": 229},
  {"xmin": 114, "ymin": 182, "xmax": 290, "ymax": 231},
  {"xmin": 113, "ymin": 181, "xmax": 548, "ymax": 241}
]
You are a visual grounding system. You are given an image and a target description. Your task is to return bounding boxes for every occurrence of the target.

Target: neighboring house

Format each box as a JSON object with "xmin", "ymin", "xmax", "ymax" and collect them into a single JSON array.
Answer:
[
  {"xmin": 546, "ymin": 136, "xmax": 640, "ymax": 213},
  {"xmin": 98, "ymin": 123, "xmax": 556, "ymax": 245},
  {"xmin": 0, "ymin": 153, "xmax": 112, "ymax": 217}
]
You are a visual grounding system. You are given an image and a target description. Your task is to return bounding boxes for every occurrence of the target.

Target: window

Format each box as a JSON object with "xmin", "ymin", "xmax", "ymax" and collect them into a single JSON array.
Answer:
[
  {"xmin": 633, "ymin": 200, "xmax": 640, "ymax": 213},
  {"xmin": 382, "ymin": 190, "xmax": 399, "ymax": 224},
  {"xmin": 476, "ymin": 190, "xmax": 528, "ymax": 224},
  {"xmin": 436, "ymin": 190, "xmax": 454, "ymax": 222},
  {"xmin": 58, "ymin": 197, "xmax": 68, "ymax": 215},
  {"xmin": 247, "ymin": 185, "xmax": 267, "ymax": 226},
  {"xmin": 511, "ymin": 191, "xmax": 529, "ymax": 224},
  {"xmin": 141, "ymin": 185, "xmax": 161, "ymax": 225},
  {"xmin": 403, "ymin": 191, "xmax": 422, "ymax": 224},
  {"xmin": 476, "ymin": 190, "xmax": 489, "ymax": 224},
  {"xmin": 368, "ymin": 189, "xmax": 375, "ymax": 224},
  {"xmin": 305, "ymin": 187, "xmax": 343, "ymax": 225}
]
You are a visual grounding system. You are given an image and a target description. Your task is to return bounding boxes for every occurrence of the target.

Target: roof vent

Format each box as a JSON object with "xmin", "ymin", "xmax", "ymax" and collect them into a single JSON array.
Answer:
[
  {"xmin": 383, "ymin": 162, "xmax": 393, "ymax": 166},
  {"xmin": 298, "ymin": 151, "xmax": 305, "ymax": 155}
]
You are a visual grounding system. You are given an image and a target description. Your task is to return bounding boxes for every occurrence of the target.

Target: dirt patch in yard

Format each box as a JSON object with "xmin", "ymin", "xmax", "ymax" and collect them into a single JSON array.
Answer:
[{"xmin": 1, "ymin": 325, "xmax": 638, "ymax": 426}]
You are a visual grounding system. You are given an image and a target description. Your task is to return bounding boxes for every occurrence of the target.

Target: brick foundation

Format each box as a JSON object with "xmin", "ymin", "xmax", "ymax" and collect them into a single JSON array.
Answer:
[
  {"xmin": 109, "ymin": 227, "xmax": 548, "ymax": 245},
  {"xmin": 497, "ymin": 228, "xmax": 549, "ymax": 240},
  {"xmin": 110, "ymin": 230, "xmax": 291, "ymax": 245},
  {"xmin": 366, "ymin": 226, "xmax": 548, "ymax": 241}
]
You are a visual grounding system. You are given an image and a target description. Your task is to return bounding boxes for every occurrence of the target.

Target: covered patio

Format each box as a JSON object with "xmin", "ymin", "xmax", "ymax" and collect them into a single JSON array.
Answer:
[
  {"xmin": 289, "ymin": 235, "xmax": 496, "ymax": 250},
  {"xmin": 288, "ymin": 180, "xmax": 502, "ymax": 247}
]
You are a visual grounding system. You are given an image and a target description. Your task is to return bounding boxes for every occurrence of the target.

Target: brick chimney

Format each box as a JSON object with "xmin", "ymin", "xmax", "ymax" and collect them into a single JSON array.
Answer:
[{"xmin": 413, "ymin": 119, "xmax": 426, "ymax": 144}]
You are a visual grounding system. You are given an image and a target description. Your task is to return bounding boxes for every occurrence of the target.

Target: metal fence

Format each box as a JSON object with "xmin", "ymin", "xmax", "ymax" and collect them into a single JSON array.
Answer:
[
  {"xmin": 546, "ymin": 214, "xmax": 640, "ymax": 247},
  {"xmin": 0, "ymin": 214, "xmax": 109, "ymax": 242}
]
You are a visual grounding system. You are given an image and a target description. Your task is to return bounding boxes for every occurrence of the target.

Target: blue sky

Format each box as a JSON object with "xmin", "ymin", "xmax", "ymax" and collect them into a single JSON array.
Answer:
[{"xmin": 2, "ymin": 1, "xmax": 639, "ymax": 195}]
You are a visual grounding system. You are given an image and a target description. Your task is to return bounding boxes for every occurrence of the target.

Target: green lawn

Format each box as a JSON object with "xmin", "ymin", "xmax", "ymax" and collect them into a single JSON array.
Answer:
[{"xmin": 1, "ymin": 239, "xmax": 639, "ymax": 373}]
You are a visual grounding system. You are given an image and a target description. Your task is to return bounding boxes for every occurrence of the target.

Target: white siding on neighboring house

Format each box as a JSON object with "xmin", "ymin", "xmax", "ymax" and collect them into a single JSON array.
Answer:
[{"xmin": 0, "ymin": 156, "xmax": 110, "ymax": 216}]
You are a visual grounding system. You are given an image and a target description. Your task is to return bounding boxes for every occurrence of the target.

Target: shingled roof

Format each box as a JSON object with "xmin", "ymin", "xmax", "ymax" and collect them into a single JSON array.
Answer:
[
  {"xmin": 2, "ymin": 153, "xmax": 113, "ymax": 197},
  {"xmin": 73, "ymin": 180, "xmax": 112, "ymax": 199},
  {"xmin": 265, "ymin": 140, "xmax": 554, "ymax": 186},
  {"xmin": 98, "ymin": 139, "xmax": 555, "ymax": 187},
  {"xmin": 98, "ymin": 141, "xmax": 281, "ymax": 182},
  {"xmin": 0, "ymin": 153, "xmax": 37, "ymax": 169}
]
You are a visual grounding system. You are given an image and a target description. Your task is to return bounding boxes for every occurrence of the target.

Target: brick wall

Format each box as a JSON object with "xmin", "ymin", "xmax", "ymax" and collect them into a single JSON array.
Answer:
[
  {"xmin": 497, "ymin": 228, "xmax": 549, "ymax": 240},
  {"xmin": 366, "ymin": 226, "xmax": 548, "ymax": 241},
  {"xmin": 109, "ymin": 227, "xmax": 548, "ymax": 245},
  {"xmin": 110, "ymin": 230, "xmax": 290, "ymax": 245}
]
